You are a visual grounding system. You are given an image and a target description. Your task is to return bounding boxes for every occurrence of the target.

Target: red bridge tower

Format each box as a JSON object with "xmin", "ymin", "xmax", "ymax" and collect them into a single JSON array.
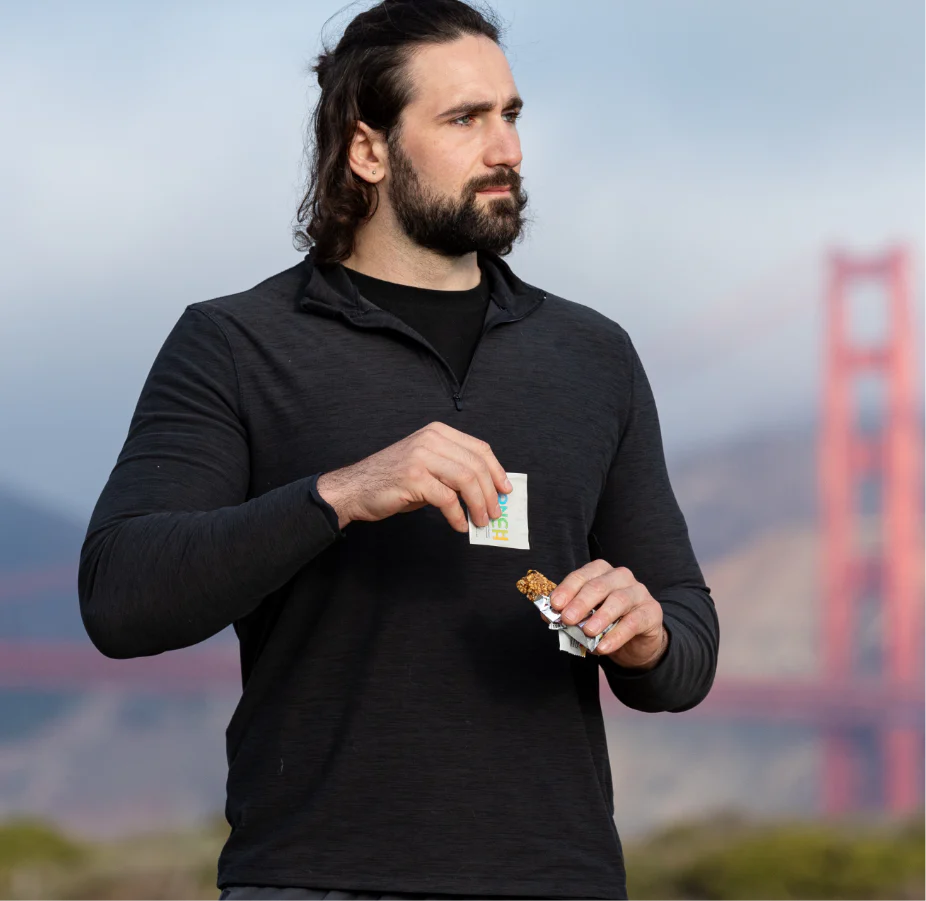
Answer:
[{"xmin": 820, "ymin": 246, "xmax": 923, "ymax": 815}]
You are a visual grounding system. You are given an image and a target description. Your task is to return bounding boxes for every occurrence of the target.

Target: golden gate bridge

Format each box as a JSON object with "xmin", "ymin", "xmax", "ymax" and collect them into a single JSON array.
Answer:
[{"xmin": 1, "ymin": 245, "xmax": 922, "ymax": 819}]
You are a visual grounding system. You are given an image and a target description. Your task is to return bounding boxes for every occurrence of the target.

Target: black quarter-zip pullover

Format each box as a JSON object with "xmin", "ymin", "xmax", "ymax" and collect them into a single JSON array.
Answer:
[{"xmin": 78, "ymin": 249, "xmax": 719, "ymax": 899}]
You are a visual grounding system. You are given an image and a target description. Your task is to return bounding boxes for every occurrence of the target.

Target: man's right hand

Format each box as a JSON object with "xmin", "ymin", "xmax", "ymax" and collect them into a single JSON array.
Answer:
[{"xmin": 316, "ymin": 421, "xmax": 512, "ymax": 533}]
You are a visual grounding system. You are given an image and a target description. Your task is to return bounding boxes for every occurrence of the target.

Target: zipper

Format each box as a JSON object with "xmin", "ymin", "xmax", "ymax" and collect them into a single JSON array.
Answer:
[
  {"xmin": 449, "ymin": 293, "xmax": 546, "ymax": 412},
  {"xmin": 308, "ymin": 287, "xmax": 547, "ymax": 413}
]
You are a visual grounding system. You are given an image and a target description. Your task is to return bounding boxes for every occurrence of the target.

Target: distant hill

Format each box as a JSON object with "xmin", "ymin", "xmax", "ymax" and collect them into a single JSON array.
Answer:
[
  {"xmin": 668, "ymin": 423, "xmax": 817, "ymax": 564},
  {"xmin": 0, "ymin": 486, "xmax": 85, "ymax": 571},
  {"xmin": 0, "ymin": 486, "xmax": 85, "ymax": 641}
]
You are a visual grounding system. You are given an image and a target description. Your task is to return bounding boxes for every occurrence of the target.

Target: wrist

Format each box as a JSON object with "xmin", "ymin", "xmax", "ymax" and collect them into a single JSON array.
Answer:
[
  {"xmin": 316, "ymin": 470, "xmax": 356, "ymax": 530},
  {"xmin": 609, "ymin": 626, "xmax": 668, "ymax": 671}
]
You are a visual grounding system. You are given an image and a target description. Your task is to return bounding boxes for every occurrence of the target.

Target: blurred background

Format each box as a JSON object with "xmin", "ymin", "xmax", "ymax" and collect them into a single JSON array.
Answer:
[{"xmin": 1, "ymin": 0, "xmax": 923, "ymax": 898}]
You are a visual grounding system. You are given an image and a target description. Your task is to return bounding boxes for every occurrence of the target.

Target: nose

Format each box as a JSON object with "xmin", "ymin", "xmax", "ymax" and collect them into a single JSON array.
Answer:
[{"xmin": 484, "ymin": 115, "xmax": 522, "ymax": 171}]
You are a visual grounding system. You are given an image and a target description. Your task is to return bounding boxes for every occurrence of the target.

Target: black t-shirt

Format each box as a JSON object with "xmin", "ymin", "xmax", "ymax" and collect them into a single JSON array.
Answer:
[{"xmin": 342, "ymin": 264, "xmax": 490, "ymax": 387}]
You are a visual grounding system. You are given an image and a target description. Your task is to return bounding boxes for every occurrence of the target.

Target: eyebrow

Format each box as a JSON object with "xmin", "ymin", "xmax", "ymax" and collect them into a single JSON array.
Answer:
[{"xmin": 435, "ymin": 94, "xmax": 524, "ymax": 121}]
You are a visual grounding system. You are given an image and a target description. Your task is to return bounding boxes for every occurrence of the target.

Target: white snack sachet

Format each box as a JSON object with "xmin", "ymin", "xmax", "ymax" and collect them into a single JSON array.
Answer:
[{"xmin": 468, "ymin": 471, "xmax": 529, "ymax": 550}]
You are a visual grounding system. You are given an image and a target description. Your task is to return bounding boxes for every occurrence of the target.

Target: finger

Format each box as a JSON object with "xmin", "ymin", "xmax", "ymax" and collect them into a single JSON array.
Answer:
[
  {"xmin": 438, "ymin": 499, "xmax": 470, "ymax": 533},
  {"xmin": 581, "ymin": 588, "xmax": 635, "ymax": 636},
  {"xmin": 594, "ymin": 600, "xmax": 662, "ymax": 655},
  {"xmin": 426, "ymin": 433, "xmax": 503, "ymax": 521},
  {"xmin": 415, "ymin": 472, "xmax": 468, "ymax": 532},
  {"xmin": 561, "ymin": 573, "xmax": 628, "ymax": 626},
  {"xmin": 549, "ymin": 559, "xmax": 614, "ymax": 611},
  {"xmin": 418, "ymin": 449, "xmax": 492, "ymax": 528},
  {"xmin": 563, "ymin": 569, "xmax": 640, "ymax": 626},
  {"xmin": 425, "ymin": 422, "xmax": 512, "ymax": 495}
]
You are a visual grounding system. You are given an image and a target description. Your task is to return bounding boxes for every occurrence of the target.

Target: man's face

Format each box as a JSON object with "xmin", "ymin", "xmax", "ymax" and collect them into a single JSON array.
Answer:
[{"xmin": 385, "ymin": 34, "xmax": 528, "ymax": 257}]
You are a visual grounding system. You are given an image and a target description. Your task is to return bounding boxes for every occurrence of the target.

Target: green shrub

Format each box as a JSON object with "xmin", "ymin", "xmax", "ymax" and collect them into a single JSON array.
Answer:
[
  {"xmin": 626, "ymin": 813, "xmax": 925, "ymax": 900},
  {"xmin": 0, "ymin": 818, "xmax": 86, "ymax": 871}
]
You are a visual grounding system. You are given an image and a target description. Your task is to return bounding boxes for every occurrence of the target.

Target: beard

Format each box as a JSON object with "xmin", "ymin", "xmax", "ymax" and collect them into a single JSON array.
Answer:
[{"xmin": 385, "ymin": 134, "xmax": 529, "ymax": 257}]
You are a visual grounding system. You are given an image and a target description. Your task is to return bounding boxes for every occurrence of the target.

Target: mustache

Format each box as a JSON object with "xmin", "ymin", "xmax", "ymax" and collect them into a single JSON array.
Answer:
[{"xmin": 467, "ymin": 169, "xmax": 522, "ymax": 195}]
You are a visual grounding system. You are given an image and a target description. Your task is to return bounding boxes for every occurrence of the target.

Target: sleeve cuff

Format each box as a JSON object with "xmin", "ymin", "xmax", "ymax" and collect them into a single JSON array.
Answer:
[
  {"xmin": 598, "ymin": 620, "xmax": 690, "ymax": 712},
  {"xmin": 306, "ymin": 472, "xmax": 345, "ymax": 537}
]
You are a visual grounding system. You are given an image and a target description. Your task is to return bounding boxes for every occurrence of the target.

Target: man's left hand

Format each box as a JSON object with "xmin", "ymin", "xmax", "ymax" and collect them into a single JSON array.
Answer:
[{"xmin": 549, "ymin": 559, "xmax": 668, "ymax": 670}]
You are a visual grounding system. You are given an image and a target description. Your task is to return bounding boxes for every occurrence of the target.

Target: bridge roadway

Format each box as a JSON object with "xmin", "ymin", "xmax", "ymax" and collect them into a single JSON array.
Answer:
[{"xmin": 0, "ymin": 642, "xmax": 922, "ymax": 728}]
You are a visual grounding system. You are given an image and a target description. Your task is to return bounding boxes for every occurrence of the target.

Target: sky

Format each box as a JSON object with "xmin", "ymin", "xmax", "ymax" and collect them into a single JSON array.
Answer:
[{"xmin": 1, "ymin": 0, "xmax": 923, "ymax": 519}]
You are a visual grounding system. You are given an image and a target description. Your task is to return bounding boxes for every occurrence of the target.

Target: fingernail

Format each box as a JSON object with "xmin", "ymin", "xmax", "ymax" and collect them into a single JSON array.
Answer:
[
  {"xmin": 585, "ymin": 618, "xmax": 601, "ymax": 634},
  {"xmin": 550, "ymin": 593, "xmax": 562, "ymax": 609},
  {"xmin": 504, "ymin": 478, "xmax": 513, "ymax": 492}
]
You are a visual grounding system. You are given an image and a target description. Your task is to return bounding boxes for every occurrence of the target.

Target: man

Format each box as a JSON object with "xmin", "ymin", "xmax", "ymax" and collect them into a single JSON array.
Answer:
[{"xmin": 79, "ymin": 1, "xmax": 719, "ymax": 898}]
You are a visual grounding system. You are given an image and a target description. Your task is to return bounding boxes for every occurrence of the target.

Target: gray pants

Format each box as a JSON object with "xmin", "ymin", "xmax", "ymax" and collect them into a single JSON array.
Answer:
[
  {"xmin": 219, "ymin": 886, "xmax": 333, "ymax": 901},
  {"xmin": 219, "ymin": 888, "xmax": 519, "ymax": 899},
  {"xmin": 219, "ymin": 886, "xmax": 410, "ymax": 901}
]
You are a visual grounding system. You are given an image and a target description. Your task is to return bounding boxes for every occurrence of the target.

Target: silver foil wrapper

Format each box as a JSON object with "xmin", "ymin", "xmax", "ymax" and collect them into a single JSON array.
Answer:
[{"xmin": 532, "ymin": 594, "xmax": 617, "ymax": 653}]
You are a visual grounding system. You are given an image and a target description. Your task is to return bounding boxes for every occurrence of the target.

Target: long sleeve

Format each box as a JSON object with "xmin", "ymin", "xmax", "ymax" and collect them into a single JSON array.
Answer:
[
  {"xmin": 78, "ymin": 306, "xmax": 344, "ymax": 659},
  {"xmin": 591, "ymin": 334, "xmax": 719, "ymax": 712}
]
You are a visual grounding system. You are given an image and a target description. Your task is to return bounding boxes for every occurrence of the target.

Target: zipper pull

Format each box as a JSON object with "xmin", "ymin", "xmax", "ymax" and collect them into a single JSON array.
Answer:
[{"xmin": 452, "ymin": 393, "xmax": 463, "ymax": 411}]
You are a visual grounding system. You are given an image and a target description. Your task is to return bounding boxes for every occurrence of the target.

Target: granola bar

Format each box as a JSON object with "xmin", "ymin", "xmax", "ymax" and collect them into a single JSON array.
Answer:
[{"xmin": 515, "ymin": 569, "xmax": 558, "ymax": 602}]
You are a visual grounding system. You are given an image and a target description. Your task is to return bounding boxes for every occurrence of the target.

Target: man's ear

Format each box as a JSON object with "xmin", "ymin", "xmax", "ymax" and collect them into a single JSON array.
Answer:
[{"xmin": 348, "ymin": 121, "xmax": 387, "ymax": 184}]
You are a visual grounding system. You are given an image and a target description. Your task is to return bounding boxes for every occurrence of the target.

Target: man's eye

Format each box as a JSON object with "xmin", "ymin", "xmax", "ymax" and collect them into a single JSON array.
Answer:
[{"xmin": 450, "ymin": 111, "xmax": 521, "ymax": 126}]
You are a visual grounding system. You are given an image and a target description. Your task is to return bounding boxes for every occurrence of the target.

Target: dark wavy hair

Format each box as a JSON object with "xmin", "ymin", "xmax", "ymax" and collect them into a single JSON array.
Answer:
[{"xmin": 294, "ymin": 0, "xmax": 504, "ymax": 263}]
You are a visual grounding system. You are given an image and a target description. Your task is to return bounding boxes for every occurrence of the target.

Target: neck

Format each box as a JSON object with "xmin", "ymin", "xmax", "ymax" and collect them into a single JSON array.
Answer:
[{"xmin": 343, "ymin": 211, "xmax": 481, "ymax": 291}]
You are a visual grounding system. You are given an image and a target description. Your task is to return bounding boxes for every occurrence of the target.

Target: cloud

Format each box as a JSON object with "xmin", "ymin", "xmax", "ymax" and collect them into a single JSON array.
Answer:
[{"xmin": 0, "ymin": 0, "xmax": 922, "ymax": 514}]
